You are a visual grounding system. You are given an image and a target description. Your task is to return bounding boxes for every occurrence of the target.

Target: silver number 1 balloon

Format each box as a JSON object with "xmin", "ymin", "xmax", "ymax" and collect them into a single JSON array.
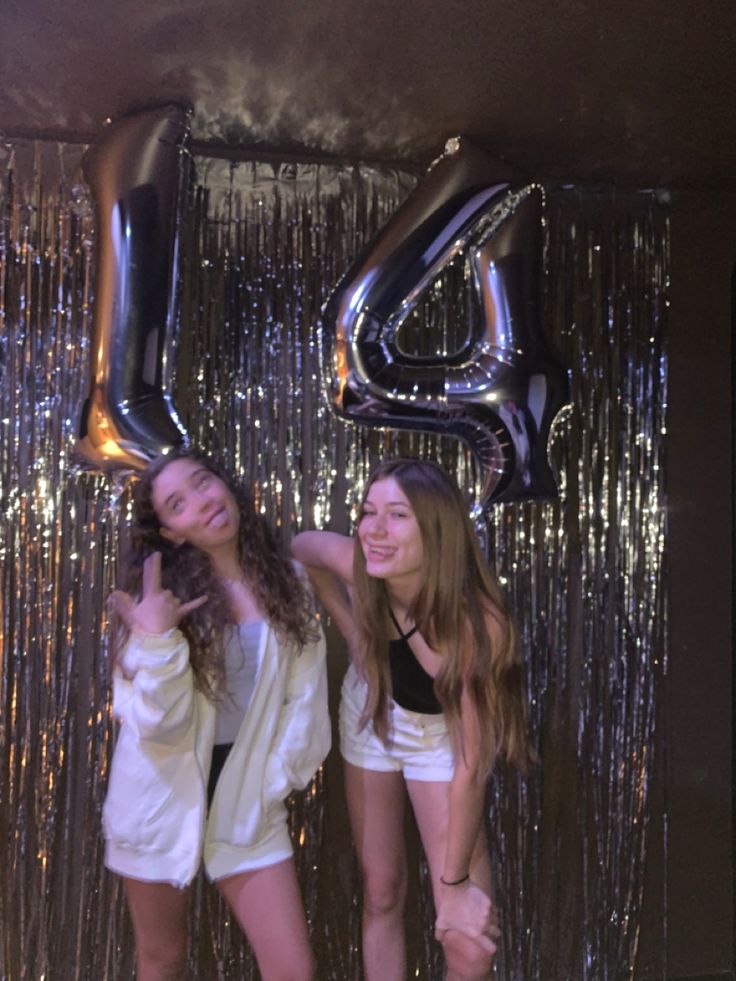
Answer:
[{"xmin": 76, "ymin": 105, "xmax": 190, "ymax": 472}]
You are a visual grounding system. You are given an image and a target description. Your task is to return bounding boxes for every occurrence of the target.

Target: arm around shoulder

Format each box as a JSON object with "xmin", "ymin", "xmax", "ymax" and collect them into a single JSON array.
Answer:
[
  {"xmin": 291, "ymin": 531, "xmax": 362, "ymax": 663},
  {"xmin": 290, "ymin": 530, "xmax": 354, "ymax": 583}
]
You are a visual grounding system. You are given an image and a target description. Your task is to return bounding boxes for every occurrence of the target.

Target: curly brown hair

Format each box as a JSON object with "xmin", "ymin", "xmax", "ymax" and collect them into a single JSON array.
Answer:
[{"xmin": 117, "ymin": 447, "xmax": 317, "ymax": 699}]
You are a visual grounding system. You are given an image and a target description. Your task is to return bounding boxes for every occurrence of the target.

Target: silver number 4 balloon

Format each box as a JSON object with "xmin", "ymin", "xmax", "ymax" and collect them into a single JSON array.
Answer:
[{"xmin": 321, "ymin": 137, "xmax": 571, "ymax": 510}]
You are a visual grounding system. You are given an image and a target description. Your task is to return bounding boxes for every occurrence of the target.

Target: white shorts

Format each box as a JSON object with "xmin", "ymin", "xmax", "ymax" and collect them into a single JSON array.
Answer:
[{"xmin": 339, "ymin": 663, "xmax": 455, "ymax": 782}]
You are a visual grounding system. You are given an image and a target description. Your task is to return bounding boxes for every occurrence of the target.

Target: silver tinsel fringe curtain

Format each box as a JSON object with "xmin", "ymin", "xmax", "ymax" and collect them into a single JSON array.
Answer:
[{"xmin": 0, "ymin": 140, "xmax": 667, "ymax": 980}]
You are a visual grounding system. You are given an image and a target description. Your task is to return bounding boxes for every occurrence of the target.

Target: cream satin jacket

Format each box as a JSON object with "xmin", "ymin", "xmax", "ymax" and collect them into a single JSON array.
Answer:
[{"xmin": 103, "ymin": 620, "xmax": 330, "ymax": 887}]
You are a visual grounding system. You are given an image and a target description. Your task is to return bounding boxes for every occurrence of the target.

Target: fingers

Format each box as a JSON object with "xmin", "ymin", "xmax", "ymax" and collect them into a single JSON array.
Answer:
[
  {"xmin": 109, "ymin": 590, "xmax": 134, "ymax": 627},
  {"xmin": 179, "ymin": 594, "xmax": 208, "ymax": 615},
  {"xmin": 435, "ymin": 926, "xmax": 498, "ymax": 959},
  {"xmin": 439, "ymin": 922, "xmax": 489, "ymax": 942},
  {"xmin": 474, "ymin": 933, "xmax": 496, "ymax": 955},
  {"xmin": 142, "ymin": 551, "xmax": 162, "ymax": 596}
]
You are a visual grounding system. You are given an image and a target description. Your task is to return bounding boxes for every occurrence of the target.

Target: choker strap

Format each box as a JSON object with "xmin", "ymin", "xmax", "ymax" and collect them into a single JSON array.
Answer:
[{"xmin": 388, "ymin": 605, "xmax": 418, "ymax": 642}]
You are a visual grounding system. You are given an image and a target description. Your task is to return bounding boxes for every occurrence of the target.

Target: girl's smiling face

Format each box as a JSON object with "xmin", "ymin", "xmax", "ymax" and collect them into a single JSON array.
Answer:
[
  {"xmin": 358, "ymin": 476, "xmax": 424, "ymax": 587},
  {"xmin": 151, "ymin": 457, "xmax": 240, "ymax": 554}
]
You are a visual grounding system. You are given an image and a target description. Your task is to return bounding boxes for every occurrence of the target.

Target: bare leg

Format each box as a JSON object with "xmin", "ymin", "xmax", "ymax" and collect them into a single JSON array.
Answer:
[
  {"xmin": 344, "ymin": 762, "xmax": 408, "ymax": 981},
  {"xmin": 217, "ymin": 858, "xmax": 314, "ymax": 981},
  {"xmin": 406, "ymin": 780, "xmax": 494, "ymax": 981},
  {"xmin": 124, "ymin": 878, "xmax": 190, "ymax": 981}
]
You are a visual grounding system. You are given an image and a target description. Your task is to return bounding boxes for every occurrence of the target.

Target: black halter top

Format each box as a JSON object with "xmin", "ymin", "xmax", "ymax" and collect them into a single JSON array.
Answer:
[{"xmin": 387, "ymin": 608, "xmax": 442, "ymax": 715}]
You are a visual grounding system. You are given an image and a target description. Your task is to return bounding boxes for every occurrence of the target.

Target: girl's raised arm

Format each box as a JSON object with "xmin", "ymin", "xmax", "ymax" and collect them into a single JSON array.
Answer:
[
  {"xmin": 291, "ymin": 531, "xmax": 354, "ymax": 583},
  {"xmin": 291, "ymin": 532, "xmax": 361, "ymax": 667}
]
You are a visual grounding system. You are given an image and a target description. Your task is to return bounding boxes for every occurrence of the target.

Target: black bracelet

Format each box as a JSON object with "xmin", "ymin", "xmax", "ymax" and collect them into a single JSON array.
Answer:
[{"xmin": 440, "ymin": 873, "xmax": 470, "ymax": 886}]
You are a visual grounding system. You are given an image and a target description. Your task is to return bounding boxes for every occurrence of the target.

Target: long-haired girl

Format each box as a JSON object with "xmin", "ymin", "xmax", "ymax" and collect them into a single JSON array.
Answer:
[{"xmin": 292, "ymin": 457, "xmax": 529, "ymax": 981}]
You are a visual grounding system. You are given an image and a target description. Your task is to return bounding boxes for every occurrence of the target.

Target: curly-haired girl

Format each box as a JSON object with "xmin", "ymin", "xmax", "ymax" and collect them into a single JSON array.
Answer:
[{"xmin": 104, "ymin": 448, "xmax": 330, "ymax": 981}]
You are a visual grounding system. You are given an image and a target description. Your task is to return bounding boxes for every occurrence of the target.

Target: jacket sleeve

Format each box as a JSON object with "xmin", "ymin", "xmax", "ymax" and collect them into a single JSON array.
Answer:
[
  {"xmin": 112, "ymin": 628, "xmax": 197, "ymax": 745},
  {"xmin": 264, "ymin": 627, "xmax": 331, "ymax": 800}
]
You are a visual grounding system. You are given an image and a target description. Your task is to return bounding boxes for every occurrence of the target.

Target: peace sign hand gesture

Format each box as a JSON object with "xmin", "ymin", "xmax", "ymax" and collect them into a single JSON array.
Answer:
[{"xmin": 110, "ymin": 552, "xmax": 207, "ymax": 635}]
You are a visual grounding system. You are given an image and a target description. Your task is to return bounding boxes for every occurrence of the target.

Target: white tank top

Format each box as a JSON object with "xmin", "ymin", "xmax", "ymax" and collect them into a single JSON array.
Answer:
[{"xmin": 214, "ymin": 620, "xmax": 265, "ymax": 744}]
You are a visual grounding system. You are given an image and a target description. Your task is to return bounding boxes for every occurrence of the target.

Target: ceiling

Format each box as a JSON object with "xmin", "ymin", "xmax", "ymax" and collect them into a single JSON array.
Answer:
[{"xmin": 2, "ymin": 0, "xmax": 735, "ymax": 189}]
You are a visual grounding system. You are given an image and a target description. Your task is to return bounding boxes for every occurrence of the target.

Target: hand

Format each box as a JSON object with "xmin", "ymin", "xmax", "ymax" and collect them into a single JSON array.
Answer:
[
  {"xmin": 109, "ymin": 552, "xmax": 207, "ymax": 635},
  {"xmin": 435, "ymin": 880, "xmax": 500, "ymax": 954}
]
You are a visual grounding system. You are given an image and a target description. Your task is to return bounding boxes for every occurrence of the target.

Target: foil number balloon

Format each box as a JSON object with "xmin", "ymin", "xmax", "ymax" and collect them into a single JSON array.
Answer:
[
  {"xmin": 76, "ymin": 105, "xmax": 189, "ymax": 472},
  {"xmin": 76, "ymin": 111, "xmax": 568, "ymax": 501},
  {"xmin": 321, "ymin": 138, "xmax": 570, "ymax": 509}
]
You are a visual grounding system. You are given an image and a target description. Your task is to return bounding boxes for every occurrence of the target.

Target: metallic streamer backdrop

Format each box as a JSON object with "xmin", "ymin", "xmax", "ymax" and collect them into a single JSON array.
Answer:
[{"xmin": 0, "ymin": 140, "xmax": 667, "ymax": 980}]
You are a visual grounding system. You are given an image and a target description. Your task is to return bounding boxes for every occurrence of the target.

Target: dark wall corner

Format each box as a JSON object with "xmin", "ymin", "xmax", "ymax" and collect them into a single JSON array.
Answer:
[{"xmin": 636, "ymin": 192, "xmax": 735, "ymax": 980}]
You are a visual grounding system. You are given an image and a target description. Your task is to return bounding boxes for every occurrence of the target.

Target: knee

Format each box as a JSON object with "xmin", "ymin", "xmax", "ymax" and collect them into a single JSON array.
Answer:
[
  {"xmin": 290, "ymin": 947, "xmax": 316, "ymax": 981},
  {"xmin": 135, "ymin": 932, "xmax": 188, "ymax": 980},
  {"xmin": 282, "ymin": 951, "xmax": 316, "ymax": 981},
  {"xmin": 136, "ymin": 946, "xmax": 187, "ymax": 981},
  {"xmin": 441, "ymin": 929, "xmax": 494, "ymax": 981},
  {"xmin": 361, "ymin": 863, "xmax": 407, "ymax": 917},
  {"xmin": 251, "ymin": 935, "xmax": 314, "ymax": 981}
]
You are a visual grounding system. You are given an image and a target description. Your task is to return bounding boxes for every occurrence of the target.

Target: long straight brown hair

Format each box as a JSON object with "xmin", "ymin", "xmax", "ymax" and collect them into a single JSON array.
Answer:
[
  {"xmin": 352, "ymin": 458, "xmax": 530, "ymax": 776},
  {"xmin": 116, "ymin": 447, "xmax": 317, "ymax": 699}
]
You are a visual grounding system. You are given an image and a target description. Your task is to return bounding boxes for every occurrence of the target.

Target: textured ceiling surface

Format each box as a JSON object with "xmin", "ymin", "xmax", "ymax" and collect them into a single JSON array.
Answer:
[{"xmin": 2, "ymin": 0, "xmax": 735, "ymax": 187}]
